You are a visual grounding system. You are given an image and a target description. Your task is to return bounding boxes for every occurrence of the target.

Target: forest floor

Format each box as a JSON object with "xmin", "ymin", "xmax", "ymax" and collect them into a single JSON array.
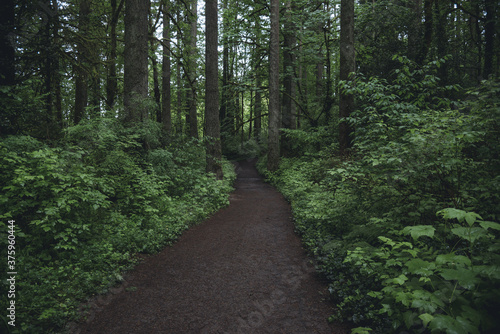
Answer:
[{"xmin": 72, "ymin": 159, "xmax": 349, "ymax": 334}]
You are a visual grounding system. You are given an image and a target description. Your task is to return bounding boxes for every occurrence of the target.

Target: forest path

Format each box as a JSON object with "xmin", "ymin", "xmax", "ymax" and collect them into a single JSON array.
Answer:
[{"xmin": 74, "ymin": 159, "xmax": 348, "ymax": 334}]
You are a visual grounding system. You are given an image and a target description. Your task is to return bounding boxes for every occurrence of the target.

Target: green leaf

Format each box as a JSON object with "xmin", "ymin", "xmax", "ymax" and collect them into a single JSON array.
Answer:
[
  {"xmin": 351, "ymin": 327, "xmax": 372, "ymax": 334},
  {"xmin": 479, "ymin": 221, "xmax": 500, "ymax": 231},
  {"xmin": 473, "ymin": 265, "xmax": 500, "ymax": 280},
  {"xmin": 451, "ymin": 227, "xmax": 488, "ymax": 243},
  {"xmin": 435, "ymin": 253, "xmax": 471, "ymax": 267},
  {"xmin": 393, "ymin": 274, "xmax": 409, "ymax": 285},
  {"xmin": 406, "ymin": 258, "xmax": 436, "ymax": 276},
  {"xmin": 439, "ymin": 268, "xmax": 479, "ymax": 289},
  {"xmin": 403, "ymin": 225, "xmax": 435, "ymax": 240},
  {"xmin": 419, "ymin": 313, "xmax": 434, "ymax": 328},
  {"xmin": 429, "ymin": 315, "xmax": 469, "ymax": 334},
  {"xmin": 438, "ymin": 208, "xmax": 482, "ymax": 226},
  {"xmin": 395, "ymin": 291, "xmax": 412, "ymax": 306}
]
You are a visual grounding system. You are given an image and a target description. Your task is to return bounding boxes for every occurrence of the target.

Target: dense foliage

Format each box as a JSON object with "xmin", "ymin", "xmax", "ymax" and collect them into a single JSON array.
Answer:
[
  {"xmin": 0, "ymin": 119, "xmax": 236, "ymax": 333},
  {"xmin": 261, "ymin": 64, "xmax": 500, "ymax": 333},
  {"xmin": 2, "ymin": 0, "xmax": 499, "ymax": 333}
]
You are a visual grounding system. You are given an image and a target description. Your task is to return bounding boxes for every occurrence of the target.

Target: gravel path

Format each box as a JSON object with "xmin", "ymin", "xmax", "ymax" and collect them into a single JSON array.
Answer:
[{"xmin": 73, "ymin": 159, "xmax": 348, "ymax": 334}]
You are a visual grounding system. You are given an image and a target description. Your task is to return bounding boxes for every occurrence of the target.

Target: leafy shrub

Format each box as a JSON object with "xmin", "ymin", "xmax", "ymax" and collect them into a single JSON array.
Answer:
[
  {"xmin": 266, "ymin": 74, "xmax": 500, "ymax": 333},
  {"xmin": 0, "ymin": 118, "xmax": 235, "ymax": 333}
]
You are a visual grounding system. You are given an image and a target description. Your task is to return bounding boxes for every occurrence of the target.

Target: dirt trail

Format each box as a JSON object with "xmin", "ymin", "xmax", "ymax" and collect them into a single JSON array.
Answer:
[{"xmin": 74, "ymin": 159, "xmax": 348, "ymax": 334}]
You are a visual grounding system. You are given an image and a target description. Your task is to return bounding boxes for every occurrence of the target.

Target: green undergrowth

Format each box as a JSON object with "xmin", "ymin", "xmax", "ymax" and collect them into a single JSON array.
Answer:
[
  {"xmin": 261, "ymin": 73, "xmax": 500, "ymax": 333},
  {"xmin": 0, "ymin": 119, "xmax": 236, "ymax": 333}
]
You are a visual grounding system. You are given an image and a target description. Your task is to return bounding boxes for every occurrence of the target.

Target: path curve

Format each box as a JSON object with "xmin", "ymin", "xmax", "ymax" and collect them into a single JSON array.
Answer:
[{"xmin": 74, "ymin": 159, "xmax": 348, "ymax": 334}]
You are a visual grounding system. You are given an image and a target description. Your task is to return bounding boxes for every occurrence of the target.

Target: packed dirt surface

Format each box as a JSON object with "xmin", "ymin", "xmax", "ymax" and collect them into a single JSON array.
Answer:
[{"xmin": 73, "ymin": 159, "xmax": 349, "ymax": 334}]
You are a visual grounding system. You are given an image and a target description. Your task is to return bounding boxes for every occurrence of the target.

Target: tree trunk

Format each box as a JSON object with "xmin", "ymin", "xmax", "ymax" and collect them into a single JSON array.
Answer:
[
  {"xmin": 281, "ymin": 0, "xmax": 297, "ymax": 156},
  {"xmin": 483, "ymin": 0, "xmax": 496, "ymax": 79},
  {"xmin": 162, "ymin": 2, "xmax": 172, "ymax": 133},
  {"xmin": 0, "ymin": 0, "xmax": 15, "ymax": 87},
  {"xmin": 41, "ymin": 0, "xmax": 61, "ymax": 138},
  {"xmin": 74, "ymin": 0, "xmax": 90, "ymax": 124},
  {"xmin": 176, "ymin": 52, "xmax": 183, "ymax": 134},
  {"xmin": 52, "ymin": 0, "xmax": 62, "ymax": 129},
  {"xmin": 152, "ymin": 52, "xmax": 161, "ymax": 122},
  {"xmin": 220, "ymin": 0, "xmax": 234, "ymax": 145},
  {"xmin": 124, "ymin": 0, "xmax": 150, "ymax": 124},
  {"xmin": 420, "ymin": 0, "xmax": 434, "ymax": 64},
  {"xmin": 339, "ymin": 0, "xmax": 355, "ymax": 156},
  {"xmin": 408, "ymin": 0, "xmax": 423, "ymax": 64},
  {"xmin": 254, "ymin": 74, "xmax": 262, "ymax": 139},
  {"xmin": 205, "ymin": 0, "xmax": 223, "ymax": 179},
  {"xmin": 322, "ymin": 7, "xmax": 333, "ymax": 123},
  {"xmin": 106, "ymin": 0, "xmax": 124, "ymax": 110},
  {"xmin": 149, "ymin": 8, "xmax": 161, "ymax": 123},
  {"xmin": 435, "ymin": 0, "xmax": 449, "ymax": 85},
  {"xmin": 267, "ymin": 0, "xmax": 280, "ymax": 171},
  {"xmin": 187, "ymin": 0, "xmax": 199, "ymax": 138}
]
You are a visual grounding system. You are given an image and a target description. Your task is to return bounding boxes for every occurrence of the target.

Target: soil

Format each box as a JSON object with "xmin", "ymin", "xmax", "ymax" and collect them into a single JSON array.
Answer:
[{"xmin": 72, "ymin": 159, "xmax": 349, "ymax": 334}]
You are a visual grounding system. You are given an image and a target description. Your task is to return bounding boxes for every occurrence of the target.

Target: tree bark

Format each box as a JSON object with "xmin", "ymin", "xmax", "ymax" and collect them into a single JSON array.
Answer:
[
  {"xmin": 281, "ymin": 0, "xmax": 297, "ymax": 156},
  {"xmin": 124, "ymin": 0, "xmax": 150, "ymax": 124},
  {"xmin": 254, "ymin": 74, "xmax": 262, "ymax": 139},
  {"xmin": 420, "ymin": 0, "xmax": 434, "ymax": 65},
  {"xmin": 151, "ymin": 51, "xmax": 161, "ymax": 122},
  {"xmin": 483, "ymin": 0, "xmax": 496, "ymax": 79},
  {"xmin": 74, "ymin": 0, "xmax": 90, "ymax": 124},
  {"xmin": 205, "ymin": 0, "xmax": 223, "ymax": 179},
  {"xmin": 435, "ymin": 0, "xmax": 449, "ymax": 85},
  {"xmin": 267, "ymin": 0, "xmax": 280, "ymax": 171},
  {"xmin": 106, "ymin": 0, "xmax": 124, "ymax": 110},
  {"xmin": 176, "ymin": 47, "xmax": 184, "ymax": 134},
  {"xmin": 51, "ymin": 0, "xmax": 63, "ymax": 130},
  {"xmin": 339, "ymin": 0, "xmax": 355, "ymax": 156},
  {"xmin": 40, "ymin": 0, "xmax": 61, "ymax": 138},
  {"xmin": 0, "ymin": 0, "xmax": 15, "ymax": 87},
  {"xmin": 162, "ymin": 2, "xmax": 172, "ymax": 133},
  {"xmin": 220, "ymin": 0, "xmax": 233, "ymax": 145},
  {"xmin": 187, "ymin": 0, "xmax": 199, "ymax": 138},
  {"xmin": 408, "ymin": 0, "xmax": 423, "ymax": 64}
]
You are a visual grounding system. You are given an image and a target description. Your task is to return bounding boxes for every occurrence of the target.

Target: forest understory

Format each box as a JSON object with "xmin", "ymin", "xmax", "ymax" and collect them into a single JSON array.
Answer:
[{"xmin": 1, "ymin": 0, "xmax": 499, "ymax": 333}]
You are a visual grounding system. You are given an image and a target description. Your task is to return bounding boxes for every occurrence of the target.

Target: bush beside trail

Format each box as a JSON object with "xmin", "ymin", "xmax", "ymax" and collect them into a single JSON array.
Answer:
[
  {"xmin": 0, "ymin": 119, "xmax": 236, "ymax": 334},
  {"xmin": 261, "ymin": 76, "xmax": 500, "ymax": 334}
]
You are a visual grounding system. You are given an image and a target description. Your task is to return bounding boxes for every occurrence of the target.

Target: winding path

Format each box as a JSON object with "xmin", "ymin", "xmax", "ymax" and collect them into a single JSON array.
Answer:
[{"xmin": 74, "ymin": 159, "xmax": 347, "ymax": 334}]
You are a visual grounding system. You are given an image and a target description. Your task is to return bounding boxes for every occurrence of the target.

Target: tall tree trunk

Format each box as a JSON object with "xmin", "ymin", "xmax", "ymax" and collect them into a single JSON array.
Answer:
[
  {"xmin": 254, "ymin": 74, "xmax": 262, "ymax": 139},
  {"xmin": 220, "ymin": 0, "xmax": 233, "ymax": 145},
  {"xmin": 322, "ymin": 5, "xmax": 333, "ymax": 123},
  {"xmin": 281, "ymin": 0, "xmax": 297, "ymax": 156},
  {"xmin": 52, "ymin": 0, "xmax": 62, "ymax": 129},
  {"xmin": 248, "ymin": 90, "xmax": 253, "ymax": 140},
  {"xmin": 74, "ymin": 0, "xmax": 90, "ymax": 124},
  {"xmin": 471, "ymin": 2, "xmax": 482, "ymax": 82},
  {"xmin": 339, "ymin": 0, "xmax": 355, "ymax": 156},
  {"xmin": 187, "ymin": 0, "xmax": 199, "ymax": 138},
  {"xmin": 90, "ymin": 70, "xmax": 101, "ymax": 117},
  {"xmin": 267, "ymin": 0, "xmax": 280, "ymax": 171},
  {"xmin": 176, "ymin": 53, "xmax": 183, "ymax": 134},
  {"xmin": 408, "ymin": 0, "xmax": 423, "ymax": 64},
  {"xmin": 435, "ymin": 1, "xmax": 449, "ymax": 85},
  {"xmin": 205, "ymin": 0, "xmax": 223, "ymax": 179},
  {"xmin": 152, "ymin": 53, "xmax": 161, "ymax": 122},
  {"xmin": 162, "ymin": 2, "xmax": 172, "ymax": 133},
  {"xmin": 106, "ymin": 0, "xmax": 124, "ymax": 110},
  {"xmin": 0, "ymin": 0, "xmax": 15, "ymax": 87},
  {"xmin": 420, "ymin": 0, "xmax": 434, "ymax": 64},
  {"xmin": 124, "ymin": 0, "xmax": 150, "ymax": 124},
  {"xmin": 240, "ymin": 91, "xmax": 245, "ymax": 145},
  {"xmin": 483, "ymin": 0, "xmax": 496, "ymax": 79},
  {"xmin": 41, "ymin": 0, "xmax": 61, "ymax": 138}
]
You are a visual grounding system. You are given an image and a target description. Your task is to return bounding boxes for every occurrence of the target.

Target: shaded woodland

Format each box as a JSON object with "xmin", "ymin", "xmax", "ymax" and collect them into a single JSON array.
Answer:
[{"xmin": 1, "ymin": 0, "xmax": 499, "ymax": 333}]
